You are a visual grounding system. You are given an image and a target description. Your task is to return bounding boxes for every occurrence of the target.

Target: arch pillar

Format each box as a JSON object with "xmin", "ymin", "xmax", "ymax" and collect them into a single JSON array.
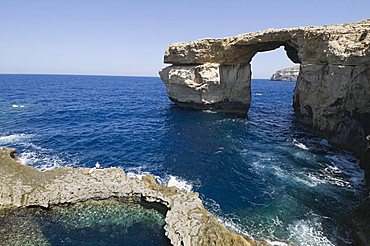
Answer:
[{"xmin": 159, "ymin": 63, "xmax": 252, "ymax": 113}]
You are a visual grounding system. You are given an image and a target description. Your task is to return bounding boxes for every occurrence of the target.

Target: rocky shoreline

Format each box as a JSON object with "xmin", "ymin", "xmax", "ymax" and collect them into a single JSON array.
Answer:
[{"xmin": 0, "ymin": 148, "xmax": 268, "ymax": 246}]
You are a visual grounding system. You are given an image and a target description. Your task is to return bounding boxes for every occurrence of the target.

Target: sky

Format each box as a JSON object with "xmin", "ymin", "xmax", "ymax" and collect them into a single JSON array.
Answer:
[{"xmin": 0, "ymin": 0, "xmax": 369, "ymax": 78}]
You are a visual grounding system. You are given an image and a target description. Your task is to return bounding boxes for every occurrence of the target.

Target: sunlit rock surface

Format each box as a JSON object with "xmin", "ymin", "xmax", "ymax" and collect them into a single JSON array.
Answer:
[
  {"xmin": 0, "ymin": 148, "xmax": 268, "ymax": 246},
  {"xmin": 159, "ymin": 19, "xmax": 370, "ymax": 155},
  {"xmin": 270, "ymin": 66, "xmax": 299, "ymax": 81}
]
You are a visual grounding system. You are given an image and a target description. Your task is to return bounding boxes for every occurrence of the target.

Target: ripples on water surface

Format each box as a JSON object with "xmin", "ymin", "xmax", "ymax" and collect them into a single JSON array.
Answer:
[
  {"xmin": 0, "ymin": 74, "xmax": 365, "ymax": 245},
  {"xmin": 0, "ymin": 199, "xmax": 169, "ymax": 246}
]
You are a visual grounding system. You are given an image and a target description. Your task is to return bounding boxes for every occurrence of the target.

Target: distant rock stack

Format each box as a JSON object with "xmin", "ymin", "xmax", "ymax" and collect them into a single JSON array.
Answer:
[{"xmin": 270, "ymin": 65, "xmax": 300, "ymax": 82}]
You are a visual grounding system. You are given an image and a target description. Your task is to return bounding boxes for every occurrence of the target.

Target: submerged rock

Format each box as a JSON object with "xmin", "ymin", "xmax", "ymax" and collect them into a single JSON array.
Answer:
[
  {"xmin": 0, "ymin": 148, "xmax": 268, "ymax": 246},
  {"xmin": 270, "ymin": 66, "xmax": 300, "ymax": 82}
]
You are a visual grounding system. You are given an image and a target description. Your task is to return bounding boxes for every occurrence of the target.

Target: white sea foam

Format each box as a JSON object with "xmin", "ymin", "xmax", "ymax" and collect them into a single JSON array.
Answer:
[
  {"xmin": 0, "ymin": 133, "xmax": 77, "ymax": 171},
  {"xmin": 216, "ymin": 216, "xmax": 249, "ymax": 236},
  {"xmin": 202, "ymin": 110, "xmax": 217, "ymax": 114},
  {"xmin": 255, "ymin": 93, "xmax": 263, "ymax": 96},
  {"xmin": 273, "ymin": 164, "xmax": 351, "ymax": 188},
  {"xmin": 0, "ymin": 133, "xmax": 33, "ymax": 145},
  {"xmin": 265, "ymin": 240, "xmax": 288, "ymax": 246},
  {"xmin": 126, "ymin": 172, "xmax": 148, "ymax": 180},
  {"xmin": 325, "ymin": 154, "xmax": 364, "ymax": 187},
  {"xmin": 308, "ymin": 171, "xmax": 351, "ymax": 188},
  {"xmin": 215, "ymin": 146, "xmax": 224, "ymax": 154},
  {"xmin": 11, "ymin": 104, "xmax": 25, "ymax": 108},
  {"xmin": 287, "ymin": 217, "xmax": 335, "ymax": 246},
  {"xmin": 126, "ymin": 171, "xmax": 194, "ymax": 192},
  {"xmin": 204, "ymin": 198, "xmax": 250, "ymax": 236},
  {"xmin": 167, "ymin": 175, "xmax": 193, "ymax": 191},
  {"xmin": 293, "ymin": 139, "xmax": 309, "ymax": 150},
  {"xmin": 18, "ymin": 150, "xmax": 72, "ymax": 171},
  {"xmin": 204, "ymin": 198, "xmax": 289, "ymax": 246}
]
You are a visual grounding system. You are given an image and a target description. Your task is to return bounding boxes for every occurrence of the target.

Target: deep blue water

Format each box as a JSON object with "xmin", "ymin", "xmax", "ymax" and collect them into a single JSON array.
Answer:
[{"xmin": 0, "ymin": 74, "xmax": 365, "ymax": 245}]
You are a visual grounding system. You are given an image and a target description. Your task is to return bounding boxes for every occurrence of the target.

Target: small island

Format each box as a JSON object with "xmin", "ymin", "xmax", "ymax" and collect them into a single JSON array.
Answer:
[{"xmin": 269, "ymin": 65, "xmax": 300, "ymax": 82}]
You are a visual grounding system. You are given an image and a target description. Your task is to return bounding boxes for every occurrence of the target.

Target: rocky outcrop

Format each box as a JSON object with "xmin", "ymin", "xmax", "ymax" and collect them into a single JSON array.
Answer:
[
  {"xmin": 270, "ymin": 66, "xmax": 300, "ymax": 81},
  {"xmin": 353, "ymin": 192, "xmax": 370, "ymax": 246},
  {"xmin": 159, "ymin": 19, "xmax": 370, "ymax": 155},
  {"xmin": 0, "ymin": 148, "xmax": 268, "ymax": 246}
]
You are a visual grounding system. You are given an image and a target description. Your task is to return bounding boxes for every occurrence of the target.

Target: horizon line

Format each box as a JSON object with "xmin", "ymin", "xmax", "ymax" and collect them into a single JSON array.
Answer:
[{"xmin": 0, "ymin": 72, "xmax": 272, "ymax": 80}]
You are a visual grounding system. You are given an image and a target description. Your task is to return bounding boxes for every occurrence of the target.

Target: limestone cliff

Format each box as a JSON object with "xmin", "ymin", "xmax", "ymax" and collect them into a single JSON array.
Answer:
[
  {"xmin": 0, "ymin": 148, "xmax": 268, "ymax": 246},
  {"xmin": 270, "ymin": 66, "xmax": 299, "ymax": 81},
  {"xmin": 159, "ymin": 19, "xmax": 370, "ymax": 157}
]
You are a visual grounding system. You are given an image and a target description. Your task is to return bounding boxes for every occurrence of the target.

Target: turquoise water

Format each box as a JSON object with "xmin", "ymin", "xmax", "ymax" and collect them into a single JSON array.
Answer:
[
  {"xmin": 0, "ymin": 200, "xmax": 170, "ymax": 246},
  {"xmin": 0, "ymin": 74, "xmax": 365, "ymax": 245}
]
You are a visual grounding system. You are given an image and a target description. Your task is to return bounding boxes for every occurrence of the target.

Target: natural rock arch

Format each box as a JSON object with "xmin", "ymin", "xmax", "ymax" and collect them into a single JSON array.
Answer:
[
  {"xmin": 160, "ymin": 41, "xmax": 299, "ymax": 113},
  {"xmin": 159, "ymin": 19, "xmax": 370, "ymax": 155}
]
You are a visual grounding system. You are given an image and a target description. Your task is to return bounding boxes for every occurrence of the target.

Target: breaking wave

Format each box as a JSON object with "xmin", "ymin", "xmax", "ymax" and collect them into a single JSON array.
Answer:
[
  {"xmin": 166, "ymin": 175, "xmax": 193, "ymax": 191},
  {"xmin": 293, "ymin": 138, "xmax": 309, "ymax": 150},
  {"xmin": 0, "ymin": 133, "xmax": 77, "ymax": 171},
  {"xmin": 0, "ymin": 133, "xmax": 33, "ymax": 145},
  {"xmin": 287, "ymin": 216, "xmax": 336, "ymax": 246}
]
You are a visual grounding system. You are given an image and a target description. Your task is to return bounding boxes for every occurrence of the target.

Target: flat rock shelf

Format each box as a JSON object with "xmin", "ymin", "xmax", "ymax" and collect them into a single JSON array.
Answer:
[{"xmin": 0, "ymin": 148, "xmax": 268, "ymax": 246}]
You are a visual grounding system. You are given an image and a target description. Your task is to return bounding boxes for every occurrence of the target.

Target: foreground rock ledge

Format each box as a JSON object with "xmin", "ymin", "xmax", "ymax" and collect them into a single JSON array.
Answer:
[{"xmin": 0, "ymin": 148, "xmax": 268, "ymax": 246}]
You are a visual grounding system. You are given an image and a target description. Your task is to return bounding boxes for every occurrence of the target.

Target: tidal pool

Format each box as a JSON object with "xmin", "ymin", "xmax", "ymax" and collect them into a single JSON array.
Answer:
[{"xmin": 0, "ymin": 199, "xmax": 171, "ymax": 246}]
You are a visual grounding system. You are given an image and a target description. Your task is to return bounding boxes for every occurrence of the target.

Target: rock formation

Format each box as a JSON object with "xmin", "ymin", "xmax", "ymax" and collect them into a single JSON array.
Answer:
[
  {"xmin": 159, "ymin": 20, "xmax": 370, "ymax": 245},
  {"xmin": 0, "ymin": 148, "xmax": 268, "ymax": 246},
  {"xmin": 353, "ymin": 192, "xmax": 370, "ymax": 246},
  {"xmin": 159, "ymin": 19, "xmax": 370, "ymax": 157},
  {"xmin": 270, "ymin": 65, "xmax": 300, "ymax": 81}
]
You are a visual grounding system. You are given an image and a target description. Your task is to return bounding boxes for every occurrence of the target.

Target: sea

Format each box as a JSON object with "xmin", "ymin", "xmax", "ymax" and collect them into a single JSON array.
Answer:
[{"xmin": 0, "ymin": 74, "xmax": 365, "ymax": 245}]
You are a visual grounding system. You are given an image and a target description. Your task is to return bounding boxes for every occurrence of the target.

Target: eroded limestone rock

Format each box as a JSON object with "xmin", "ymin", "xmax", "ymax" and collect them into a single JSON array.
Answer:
[
  {"xmin": 0, "ymin": 148, "xmax": 268, "ymax": 246},
  {"xmin": 159, "ymin": 63, "xmax": 251, "ymax": 112},
  {"xmin": 162, "ymin": 20, "xmax": 370, "ymax": 66},
  {"xmin": 293, "ymin": 63, "xmax": 370, "ymax": 153},
  {"xmin": 159, "ymin": 19, "xmax": 370, "ymax": 155},
  {"xmin": 270, "ymin": 66, "xmax": 300, "ymax": 81}
]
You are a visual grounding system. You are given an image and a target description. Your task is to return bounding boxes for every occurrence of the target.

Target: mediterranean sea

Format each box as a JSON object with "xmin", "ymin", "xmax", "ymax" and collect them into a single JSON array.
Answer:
[{"xmin": 0, "ymin": 74, "xmax": 365, "ymax": 245}]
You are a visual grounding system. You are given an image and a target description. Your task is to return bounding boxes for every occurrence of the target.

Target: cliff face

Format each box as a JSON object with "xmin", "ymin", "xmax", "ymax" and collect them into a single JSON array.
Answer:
[
  {"xmin": 159, "ymin": 19, "xmax": 370, "ymax": 157},
  {"xmin": 270, "ymin": 66, "xmax": 300, "ymax": 81},
  {"xmin": 353, "ymin": 193, "xmax": 370, "ymax": 246}
]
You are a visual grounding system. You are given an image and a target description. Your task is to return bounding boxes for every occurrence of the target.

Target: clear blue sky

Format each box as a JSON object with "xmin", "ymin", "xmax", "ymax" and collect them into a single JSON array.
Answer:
[{"xmin": 1, "ymin": 0, "xmax": 369, "ymax": 78}]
